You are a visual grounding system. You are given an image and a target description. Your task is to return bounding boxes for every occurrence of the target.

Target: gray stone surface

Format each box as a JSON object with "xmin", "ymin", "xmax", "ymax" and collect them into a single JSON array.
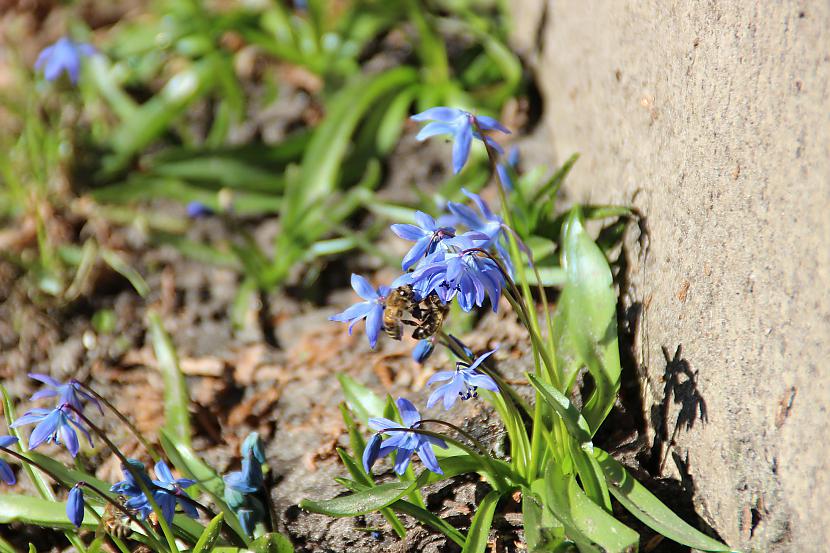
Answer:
[{"xmin": 513, "ymin": 2, "xmax": 830, "ymax": 551}]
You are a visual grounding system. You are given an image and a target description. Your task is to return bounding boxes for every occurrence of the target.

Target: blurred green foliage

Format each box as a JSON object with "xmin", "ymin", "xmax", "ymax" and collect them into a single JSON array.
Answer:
[{"xmin": 0, "ymin": 0, "xmax": 524, "ymax": 304}]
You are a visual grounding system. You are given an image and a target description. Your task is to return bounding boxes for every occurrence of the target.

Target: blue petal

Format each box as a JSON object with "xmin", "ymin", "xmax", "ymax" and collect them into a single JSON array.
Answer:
[
  {"xmin": 393, "ymin": 447, "xmax": 415, "ymax": 475},
  {"xmin": 177, "ymin": 497, "xmax": 199, "ymax": 518},
  {"xmin": 448, "ymin": 202, "xmax": 483, "ymax": 229},
  {"xmin": 11, "ymin": 408, "xmax": 50, "ymax": 427},
  {"xmin": 467, "ymin": 348, "xmax": 498, "ymax": 372},
  {"xmin": 474, "ymin": 115, "xmax": 511, "ymax": 134},
  {"xmin": 242, "ymin": 432, "xmax": 266, "ymax": 464},
  {"xmin": 362, "ymin": 433, "xmax": 383, "ymax": 473},
  {"xmin": 0, "ymin": 461, "xmax": 14, "ymax": 485},
  {"xmin": 417, "ymin": 443, "xmax": 442, "ymax": 475},
  {"xmin": 28, "ymin": 410, "xmax": 61, "ymax": 450},
  {"xmin": 416, "ymin": 121, "xmax": 457, "ymax": 141},
  {"xmin": 414, "ymin": 211, "xmax": 437, "ymax": 231},
  {"xmin": 426, "ymin": 371, "xmax": 455, "ymax": 385},
  {"xmin": 365, "ymin": 304, "xmax": 383, "ymax": 349},
  {"xmin": 28, "ymin": 373, "xmax": 61, "ymax": 387},
  {"xmin": 67, "ymin": 486, "xmax": 85, "ymax": 528},
  {"xmin": 395, "ymin": 398, "xmax": 421, "ymax": 428},
  {"xmin": 368, "ymin": 417, "xmax": 400, "ymax": 432},
  {"xmin": 351, "ymin": 274, "xmax": 378, "ymax": 301},
  {"xmin": 411, "ymin": 107, "xmax": 463, "ymax": 123},
  {"xmin": 466, "ymin": 372, "xmax": 499, "ymax": 392},
  {"xmin": 58, "ymin": 418, "xmax": 80, "ymax": 457},
  {"xmin": 412, "ymin": 340, "xmax": 435, "ymax": 364},
  {"xmin": 154, "ymin": 460, "xmax": 175, "ymax": 484},
  {"xmin": 0, "ymin": 436, "xmax": 17, "ymax": 448},
  {"xmin": 496, "ymin": 163, "xmax": 513, "ymax": 191},
  {"xmin": 391, "ymin": 223, "xmax": 426, "ymax": 241},
  {"xmin": 402, "ymin": 236, "xmax": 431, "ymax": 271},
  {"xmin": 238, "ymin": 509, "xmax": 256, "ymax": 536},
  {"xmin": 451, "ymin": 121, "xmax": 473, "ymax": 174}
]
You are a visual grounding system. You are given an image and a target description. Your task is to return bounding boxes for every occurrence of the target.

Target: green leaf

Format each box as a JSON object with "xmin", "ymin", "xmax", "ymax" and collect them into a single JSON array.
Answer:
[
  {"xmin": 560, "ymin": 207, "xmax": 621, "ymax": 433},
  {"xmin": 462, "ymin": 490, "xmax": 500, "ymax": 553},
  {"xmin": 336, "ymin": 449, "xmax": 407, "ymax": 538},
  {"xmin": 100, "ymin": 249, "xmax": 150, "ymax": 298},
  {"xmin": 300, "ymin": 480, "xmax": 415, "ymax": 516},
  {"xmin": 337, "ymin": 373, "xmax": 386, "ymax": 424},
  {"xmin": 544, "ymin": 463, "xmax": 638, "ymax": 553},
  {"xmin": 148, "ymin": 311, "xmax": 191, "ymax": 446},
  {"xmin": 527, "ymin": 374, "xmax": 592, "ymax": 446},
  {"xmin": 192, "ymin": 513, "xmax": 224, "ymax": 553},
  {"xmin": 24, "ymin": 452, "xmax": 111, "ymax": 495},
  {"xmin": 594, "ymin": 450, "xmax": 734, "ymax": 552},
  {"xmin": 248, "ymin": 533, "xmax": 294, "ymax": 553},
  {"xmin": 0, "ymin": 494, "xmax": 99, "ymax": 530}
]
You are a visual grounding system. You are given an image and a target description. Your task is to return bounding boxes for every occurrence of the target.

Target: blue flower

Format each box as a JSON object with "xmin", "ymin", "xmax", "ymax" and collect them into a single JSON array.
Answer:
[
  {"xmin": 0, "ymin": 436, "xmax": 18, "ymax": 485},
  {"xmin": 426, "ymin": 348, "xmax": 499, "ymax": 410},
  {"xmin": 449, "ymin": 189, "xmax": 524, "ymax": 273},
  {"xmin": 391, "ymin": 211, "xmax": 455, "ymax": 271},
  {"xmin": 67, "ymin": 485, "xmax": 85, "ymax": 528},
  {"xmin": 186, "ymin": 201, "xmax": 214, "ymax": 219},
  {"xmin": 364, "ymin": 398, "xmax": 447, "ymax": 475},
  {"xmin": 11, "ymin": 405, "xmax": 92, "ymax": 458},
  {"xmin": 412, "ymin": 339, "xmax": 435, "ymax": 364},
  {"xmin": 329, "ymin": 274, "xmax": 390, "ymax": 349},
  {"xmin": 27, "ymin": 373, "xmax": 102, "ymax": 415},
  {"xmin": 152, "ymin": 460, "xmax": 198, "ymax": 523},
  {"xmin": 241, "ymin": 432, "xmax": 266, "ymax": 465},
  {"xmin": 411, "ymin": 107, "xmax": 510, "ymax": 174},
  {"xmin": 35, "ymin": 37, "xmax": 96, "ymax": 84},
  {"xmin": 395, "ymin": 233, "xmax": 504, "ymax": 312},
  {"xmin": 111, "ymin": 459, "xmax": 155, "ymax": 519},
  {"xmin": 112, "ymin": 460, "xmax": 197, "ymax": 523},
  {"xmin": 224, "ymin": 432, "xmax": 267, "ymax": 536},
  {"xmin": 224, "ymin": 457, "xmax": 263, "ymax": 495},
  {"xmin": 496, "ymin": 147, "xmax": 520, "ymax": 191}
]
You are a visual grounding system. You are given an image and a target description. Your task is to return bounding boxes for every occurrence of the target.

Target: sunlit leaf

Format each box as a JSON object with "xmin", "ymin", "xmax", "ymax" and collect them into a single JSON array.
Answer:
[{"xmin": 462, "ymin": 490, "xmax": 500, "ymax": 553}]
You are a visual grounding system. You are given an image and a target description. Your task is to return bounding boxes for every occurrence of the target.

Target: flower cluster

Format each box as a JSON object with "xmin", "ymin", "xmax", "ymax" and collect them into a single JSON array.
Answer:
[
  {"xmin": 224, "ymin": 432, "xmax": 268, "ymax": 536},
  {"xmin": 11, "ymin": 374, "xmax": 100, "ymax": 458},
  {"xmin": 111, "ymin": 459, "xmax": 198, "ymax": 524}
]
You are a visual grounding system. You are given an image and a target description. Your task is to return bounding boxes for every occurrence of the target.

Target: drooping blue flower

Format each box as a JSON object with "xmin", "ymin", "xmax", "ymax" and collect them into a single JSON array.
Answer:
[
  {"xmin": 496, "ymin": 147, "xmax": 520, "ymax": 191},
  {"xmin": 11, "ymin": 405, "xmax": 92, "ymax": 458},
  {"xmin": 0, "ymin": 436, "xmax": 18, "ymax": 485},
  {"xmin": 186, "ymin": 201, "xmax": 214, "ymax": 218},
  {"xmin": 224, "ymin": 432, "xmax": 266, "ymax": 537},
  {"xmin": 391, "ymin": 211, "xmax": 455, "ymax": 271},
  {"xmin": 329, "ymin": 274, "xmax": 390, "ymax": 349},
  {"xmin": 426, "ymin": 348, "xmax": 499, "ymax": 410},
  {"xmin": 224, "ymin": 457, "xmax": 263, "ymax": 495},
  {"xmin": 364, "ymin": 398, "xmax": 447, "ymax": 475},
  {"xmin": 411, "ymin": 107, "xmax": 510, "ymax": 174},
  {"xmin": 241, "ymin": 432, "xmax": 266, "ymax": 465},
  {"xmin": 35, "ymin": 37, "xmax": 96, "ymax": 84},
  {"xmin": 412, "ymin": 339, "xmax": 436, "ymax": 364},
  {"xmin": 67, "ymin": 485, "xmax": 85, "ymax": 528},
  {"xmin": 112, "ymin": 459, "xmax": 198, "ymax": 523},
  {"xmin": 27, "ymin": 373, "xmax": 102, "ymax": 415}
]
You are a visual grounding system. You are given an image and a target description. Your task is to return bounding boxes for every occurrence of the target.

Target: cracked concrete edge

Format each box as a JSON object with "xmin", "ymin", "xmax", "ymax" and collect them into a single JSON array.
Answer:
[{"xmin": 512, "ymin": 1, "xmax": 830, "ymax": 551}]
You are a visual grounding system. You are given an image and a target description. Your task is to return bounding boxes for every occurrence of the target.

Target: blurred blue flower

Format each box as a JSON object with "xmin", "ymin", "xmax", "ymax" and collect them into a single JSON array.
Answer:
[
  {"xmin": 412, "ymin": 339, "xmax": 435, "ymax": 364},
  {"xmin": 186, "ymin": 201, "xmax": 214, "ymax": 219},
  {"xmin": 112, "ymin": 459, "xmax": 197, "ymax": 523},
  {"xmin": 391, "ymin": 211, "xmax": 455, "ymax": 271},
  {"xmin": 241, "ymin": 432, "xmax": 266, "ymax": 465},
  {"xmin": 224, "ymin": 457, "xmax": 263, "ymax": 495},
  {"xmin": 11, "ymin": 405, "xmax": 92, "ymax": 458},
  {"xmin": 27, "ymin": 373, "xmax": 102, "ymax": 415},
  {"xmin": 329, "ymin": 274, "xmax": 390, "ymax": 349},
  {"xmin": 496, "ymin": 147, "xmax": 520, "ymax": 191},
  {"xmin": 364, "ymin": 398, "xmax": 447, "ymax": 475},
  {"xmin": 67, "ymin": 485, "xmax": 85, "ymax": 528},
  {"xmin": 35, "ymin": 37, "xmax": 96, "ymax": 84},
  {"xmin": 411, "ymin": 107, "xmax": 510, "ymax": 174},
  {"xmin": 426, "ymin": 348, "xmax": 499, "ymax": 410},
  {"xmin": 0, "ymin": 436, "xmax": 18, "ymax": 485},
  {"xmin": 224, "ymin": 432, "xmax": 266, "ymax": 536}
]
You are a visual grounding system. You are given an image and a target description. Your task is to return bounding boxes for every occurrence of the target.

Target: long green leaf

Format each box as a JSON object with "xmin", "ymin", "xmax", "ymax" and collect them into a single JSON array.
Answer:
[
  {"xmin": 336, "ymin": 449, "xmax": 406, "ymax": 538},
  {"xmin": 0, "ymin": 494, "xmax": 99, "ymax": 530},
  {"xmin": 337, "ymin": 373, "xmax": 386, "ymax": 424},
  {"xmin": 192, "ymin": 513, "xmax": 224, "ymax": 553},
  {"xmin": 544, "ymin": 463, "xmax": 638, "ymax": 553},
  {"xmin": 299, "ymin": 481, "xmax": 414, "ymax": 516},
  {"xmin": 462, "ymin": 490, "xmax": 500, "ymax": 553},
  {"xmin": 527, "ymin": 374, "xmax": 592, "ymax": 446},
  {"xmin": 149, "ymin": 311, "xmax": 191, "ymax": 446},
  {"xmin": 594, "ymin": 450, "xmax": 734, "ymax": 552},
  {"xmin": 560, "ymin": 207, "xmax": 621, "ymax": 433},
  {"xmin": 100, "ymin": 249, "xmax": 150, "ymax": 298}
]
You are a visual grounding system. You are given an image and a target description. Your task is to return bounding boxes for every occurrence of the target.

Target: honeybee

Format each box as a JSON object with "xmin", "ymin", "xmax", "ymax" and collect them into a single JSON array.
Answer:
[
  {"xmin": 98, "ymin": 496, "xmax": 131, "ymax": 539},
  {"xmin": 383, "ymin": 285, "xmax": 417, "ymax": 340},
  {"xmin": 412, "ymin": 292, "xmax": 449, "ymax": 340}
]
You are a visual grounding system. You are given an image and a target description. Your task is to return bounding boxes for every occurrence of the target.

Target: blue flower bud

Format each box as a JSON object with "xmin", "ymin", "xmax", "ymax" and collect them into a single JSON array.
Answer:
[
  {"xmin": 412, "ymin": 340, "xmax": 435, "ymax": 364},
  {"xmin": 241, "ymin": 432, "xmax": 265, "ymax": 464},
  {"xmin": 186, "ymin": 201, "xmax": 214, "ymax": 219},
  {"xmin": 237, "ymin": 508, "xmax": 256, "ymax": 536},
  {"xmin": 67, "ymin": 485, "xmax": 85, "ymax": 528}
]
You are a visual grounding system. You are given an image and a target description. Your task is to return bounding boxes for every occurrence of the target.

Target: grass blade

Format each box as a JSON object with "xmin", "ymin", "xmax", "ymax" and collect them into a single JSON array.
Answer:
[
  {"xmin": 148, "ymin": 311, "xmax": 191, "ymax": 447},
  {"xmin": 462, "ymin": 490, "xmax": 500, "ymax": 553}
]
